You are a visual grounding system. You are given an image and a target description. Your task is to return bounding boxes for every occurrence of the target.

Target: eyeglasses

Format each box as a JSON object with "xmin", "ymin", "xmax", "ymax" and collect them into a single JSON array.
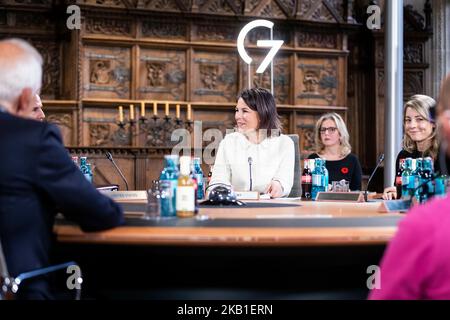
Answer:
[{"xmin": 319, "ymin": 127, "xmax": 338, "ymax": 134}]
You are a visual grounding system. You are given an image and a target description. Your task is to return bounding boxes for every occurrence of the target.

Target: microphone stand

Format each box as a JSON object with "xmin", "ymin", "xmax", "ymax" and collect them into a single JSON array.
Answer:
[
  {"xmin": 106, "ymin": 151, "xmax": 129, "ymax": 191},
  {"xmin": 248, "ymin": 157, "xmax": 253, "ymax": 191},
  {"xmin": 364, "ymin": 154, "xmax": 385, "ymax": 202}
]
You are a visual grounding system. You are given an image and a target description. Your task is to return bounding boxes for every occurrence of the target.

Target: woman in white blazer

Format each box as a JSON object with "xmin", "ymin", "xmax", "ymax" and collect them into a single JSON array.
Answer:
[{"xmin": 210, "ymin": 88, "xmax": 295, "ymax": 198}]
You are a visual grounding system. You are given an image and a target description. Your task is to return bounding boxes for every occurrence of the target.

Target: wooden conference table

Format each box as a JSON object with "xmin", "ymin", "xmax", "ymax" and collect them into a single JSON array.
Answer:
[
  {"xmin": 53, "ymin": 199, "xmax": 404, "ymax": 299},
  {"xmin": 54, "ymin": 199, "xmax": 403, "ymax": 247}
]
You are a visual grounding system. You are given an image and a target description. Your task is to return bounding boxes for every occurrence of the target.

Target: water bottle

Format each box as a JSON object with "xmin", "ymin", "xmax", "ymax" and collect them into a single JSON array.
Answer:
[
  {"xmin": 79, "ymin": 157, "xmax": 92, "ymax": 183},
  {"xmin": 401, "ymin": 158, "xmax": 414, "ymax": 200},
  {"xmin": 192, "ymin": 157, "xmax": 205, "ymax": 200},
  {"xmin": 159, "ymin": 180, "xmax": 175, "ymax": 218},
  {"xmin": 419, "ymin": 157, "xmax": 434, "ymax": 203},
  {"xmin": 413, "ymin": 158, "xmax": 423, "ymax": 202},
  {"xmin": 159, "ymin": 155, "xmax": 179, "ymax": 217},
  {"xmin": 322, "ymin": 160, "xmax": 329, "ymax": 192},
  {"xmin": 311, "ymin": 158, "xmax": 324, "ymax": 201}
]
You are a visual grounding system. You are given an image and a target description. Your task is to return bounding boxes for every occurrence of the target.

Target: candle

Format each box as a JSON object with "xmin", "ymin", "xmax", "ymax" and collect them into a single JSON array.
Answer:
[
  {"xmin": 129, "ymin": 104, "xmax": 135, "ymax": 120},
  {"xmin": 165, "ymin": 102, "xmax": 169, "ymax": 116},
  {"xmin": 187, "ymin": 103, "xmax": 192, "ymax": 120},
  {"xmin": 153, "ymin": 102, "xmax": 157, "ymax": 116},
  {"xmin": 176, "ymin": 104, "xmax": 180, "ymax": 119},
  {"xmin": 118, "ymin": 106, "xmax": 124, "ymax": 123},
  {"xmin": 140, "ymin": 102, "xmax": 145, "ymax": 117}
]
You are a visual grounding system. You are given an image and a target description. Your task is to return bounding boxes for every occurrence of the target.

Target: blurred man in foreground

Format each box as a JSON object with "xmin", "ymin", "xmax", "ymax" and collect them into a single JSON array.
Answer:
[{"xmin": 0, "ymin": 38, "xmax": 124, "ymax": 300}]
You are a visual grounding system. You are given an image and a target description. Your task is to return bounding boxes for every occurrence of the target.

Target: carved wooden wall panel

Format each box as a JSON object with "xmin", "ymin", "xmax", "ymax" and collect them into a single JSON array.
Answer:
[
  {"xmin": 240, "ymin": 53, "xmax": 291, "ymax": 105},
  {"xmin": 191, "ymin": 50, "xmax": 238, "ymax": 103},
  {"xmin": 138, "ymin": 48, "xmax": 186, "ymax": 101},
  {"xmin": 82, "ymin": 46, "xmax": 131, "ymax": 99},
  {"xmin": 83, "ymin": 107, "xmax": 132, "ymax": 147},
  {"xmin": 295, "ymin": 56, "xmax": 344, "ymax": 107},
  {"xmin": 84, "ymin": 16, "xmax": 134, "ymax": 38},
  {"xmin": 139, "ymin": 18, "xmax": 187, "ymax": 40}
]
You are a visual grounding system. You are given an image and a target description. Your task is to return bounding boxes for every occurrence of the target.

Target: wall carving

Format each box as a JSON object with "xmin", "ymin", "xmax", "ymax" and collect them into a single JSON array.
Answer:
[
  {"xmin": 192, "ymin": 52, "xmax": 237, "ymax": 102},
  {"xmin": 85, "ymin": 17, "xmax": 132, "ymax": 36},
  {"xmin": 297, "ymin": 125, "xmax": 315, "ymax": 156},
  {"xmin": 83, "ymin": 46, "xmax": 131, "ymax": 99},
  {"xmin": 141, "ymin": 20, "xmax": 186, "ymax": 39},
  {"xmin": 80, "ymin": 0, "xmax": 125, "ymax": 7},
  {"xmin": 47, "ymin": 113, "xmax": 73, "ymax": 145},
  {"xmin": 89, "ymin": 124, "xmax": 111, "ymax": 146},
  {"xmin": 193, "ymin": 23, "xmax": 237, "ymax": 42},
  {"xmin": 196, "ymin": 0, "xmax": 235, "ymax": 14},
  {"xmin": 298, "ymin": 31, "xmax": 336, "ymax": 49},
  {"xmin": 376, "ymin": 42, "xmax": 424, "ymax": 65},
  {"xmin": 296, "ymin": 58, "xmax": 338, "ymax": 106},
  {"xmin": 138, "ymin": 49, "xmax": 186, "ymax": 101},
  {"xmin": 33, "ymin": 41, "xmax": 60, "ymax": 99}
]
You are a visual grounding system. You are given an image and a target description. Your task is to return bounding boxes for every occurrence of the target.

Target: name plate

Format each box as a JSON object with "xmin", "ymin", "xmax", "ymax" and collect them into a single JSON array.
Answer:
[
  {"xmin": 315, "ymin": 191, "xmax": 364, "ymax": 202},
  {"xmin": 378, "ymin": 199, "xmax": 412, "ymax": 213},
  {"xmin": 235, "ymin": 191, "xmax": 260, "ymax": 200},
  {"xmin": 100, "ymin": 190, "xmax": 147, "ymax": 201}
]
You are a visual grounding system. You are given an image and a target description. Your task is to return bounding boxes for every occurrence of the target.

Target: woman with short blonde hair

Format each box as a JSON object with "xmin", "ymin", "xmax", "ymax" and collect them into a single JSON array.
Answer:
[{"xmin": 308, "ymin": 112, "xmax": 362, "ymax": 191}]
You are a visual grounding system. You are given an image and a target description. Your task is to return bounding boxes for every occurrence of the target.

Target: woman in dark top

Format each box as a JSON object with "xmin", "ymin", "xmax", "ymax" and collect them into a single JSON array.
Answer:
[
  {"xmin": 383, "ymin": 95, "xmax": 439, "ymax": 200},
  {"xmin": 308, "ymin": 112, "xmax": 363, "ymax": 191}
]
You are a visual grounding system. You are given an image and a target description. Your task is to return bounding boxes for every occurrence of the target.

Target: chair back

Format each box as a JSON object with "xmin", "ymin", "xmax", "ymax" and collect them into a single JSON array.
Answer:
[
  {"xmin": 0, "ymin": 238, "xmax": 13, "ymax": 300},
  {"xmin": 287, "ymin": 134, "xmax": 302, "ymax": 197}
]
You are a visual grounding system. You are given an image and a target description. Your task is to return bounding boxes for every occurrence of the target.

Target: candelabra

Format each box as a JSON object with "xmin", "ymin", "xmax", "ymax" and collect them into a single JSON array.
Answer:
[{"xmin": 115, "ymin": 102, "xmax": 193, "ymax": 147}]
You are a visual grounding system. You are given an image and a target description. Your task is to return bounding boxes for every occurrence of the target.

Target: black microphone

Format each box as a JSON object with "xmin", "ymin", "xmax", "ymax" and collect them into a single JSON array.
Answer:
[
  {"xmin": 105, "ymin": 151, "xmax": 129, "ymax": 191},
  {"xmin": 364, "ymin": 153, "xmax": 385, "ymax": 202},
  {"xmin": 248, "ymin": 157, "xmax": 253, "ymax": 191}
]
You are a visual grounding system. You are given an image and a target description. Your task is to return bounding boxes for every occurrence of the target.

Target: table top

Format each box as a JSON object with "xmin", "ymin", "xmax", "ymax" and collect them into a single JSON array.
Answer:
[{"xmin": 54, "ymin": 199, "xmax": 403, "ymax": 247}]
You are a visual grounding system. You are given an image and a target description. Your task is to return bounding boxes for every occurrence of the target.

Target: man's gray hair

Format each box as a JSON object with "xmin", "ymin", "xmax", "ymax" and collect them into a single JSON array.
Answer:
[{"xmin": 0, "ymin": 38, "xmax": 43, "ymax": 102}]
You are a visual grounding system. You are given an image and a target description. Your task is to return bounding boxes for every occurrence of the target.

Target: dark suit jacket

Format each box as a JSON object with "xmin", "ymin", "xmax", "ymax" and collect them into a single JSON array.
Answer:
[{"xmin": 0, "ymin": 112, "xmax": 124, "ymax": 299}]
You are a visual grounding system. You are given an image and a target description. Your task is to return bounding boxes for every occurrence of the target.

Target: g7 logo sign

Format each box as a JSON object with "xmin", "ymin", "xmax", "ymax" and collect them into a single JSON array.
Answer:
[{"xmin": 237, "ymin": 19, "xmax": 284, "ymax": 74}]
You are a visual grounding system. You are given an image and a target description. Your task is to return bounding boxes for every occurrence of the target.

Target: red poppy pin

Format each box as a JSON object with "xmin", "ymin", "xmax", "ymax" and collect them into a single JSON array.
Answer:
[{"xmin": 341, "ymin": 167, "xmax": 349, "ymax": 174}]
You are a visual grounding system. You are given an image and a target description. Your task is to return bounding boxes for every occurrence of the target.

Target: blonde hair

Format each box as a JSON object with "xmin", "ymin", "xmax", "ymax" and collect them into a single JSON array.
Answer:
[
  {"xmin": 402, "ymin": 94, "xmax": 438, "ymax": 159},
  {"xmin": 314, "ymin": 112, "xmax": 351, "ymax": 157}
]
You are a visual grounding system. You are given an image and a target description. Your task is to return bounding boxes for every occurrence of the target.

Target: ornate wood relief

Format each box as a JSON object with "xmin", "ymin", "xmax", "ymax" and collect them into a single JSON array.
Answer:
[
  {"xmin": 297, "ymin": 31, "xmax": 337, "ymax": 49},
  {"xmin": 47, "ymin": 113, "xmax": 73, "ymax": 145},
  {"xmin": 89, "ymin": 124, "xmax": 111, "ymax": 146},
  {"xmin": 404, "ymin": 43, "xmax": 424, "ymax": 64},
  {"xmin": 144, "ymin": 0, "xmax": 181, "ymax": 11},
  {"xmin": 33, "ymin": 41, "xmax": 60, "ymax": 99},
  {"xmin": 275, "ymin": 0, "xmax": 297, "ymax": 18},
  {"xmin": 195, "ymin": 0, "xmax": 235, "ymax": 15},
  {"xmin": 242, "ymin": 0, "xmax": 287, "ymax": 18},
  {"xmin": 79, "ymin": 0, "xmax": 126, "ymax": 8},
  {"xmin": 192, "ymin": 51, "xmax": 237, "ymax": 102},
  {"xmin": 296, "ymin": 57, "xmax": 339, "ymax": 106},
  {"xmin": 138, "ymin": 48, "xmax": 186, "ymax": 101},
  {"xmin": 376, "ymin": 42, "xmax": 425, "ymax": 65},
  {"xmin": 297, "ymin": 124, "xmax": 315, "ymax": 157},
  {"xmin": 240, "ymin": 53, "xmax": 291, "ymax": 105},
  {"xmin": 404, "ymin": 71, "xmax": 424, "ymax": 98},
  {"xmin": 85, "ymin": 17, "xmax": 132, "ymax": 36},
  {"xmin": 245, "ymin": 24, "xmax": 291, "ymax": 46},
  {"xmin": 192, "ymin": 22, "xmax": 237, "ymax": 42},
  {"xmin": 297, "ymin": 0, "xmax": 344, "ymax": 23},
  {"xmin": 83, "ymin": 46, "xmax": 131, "ymax": 99},
  {"xmin": 141, "ymin": 20, "xmax": 186, "ymax": 39}
]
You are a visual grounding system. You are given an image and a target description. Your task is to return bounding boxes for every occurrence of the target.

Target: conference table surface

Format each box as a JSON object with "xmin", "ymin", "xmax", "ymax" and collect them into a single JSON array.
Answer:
[{"xmin": 54, "ymin": 199, "xmax": 405, "ymax": 247}]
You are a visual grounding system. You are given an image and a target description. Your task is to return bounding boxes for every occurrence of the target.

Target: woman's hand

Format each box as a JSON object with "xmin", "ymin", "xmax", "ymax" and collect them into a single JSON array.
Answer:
[
  {"xmin": 382, "ymin": 186, "xmax": 397, "ymax": 200},
  {"xmin": 265, "ymin": 180, "xmax": 284, "ymax": 198}
]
